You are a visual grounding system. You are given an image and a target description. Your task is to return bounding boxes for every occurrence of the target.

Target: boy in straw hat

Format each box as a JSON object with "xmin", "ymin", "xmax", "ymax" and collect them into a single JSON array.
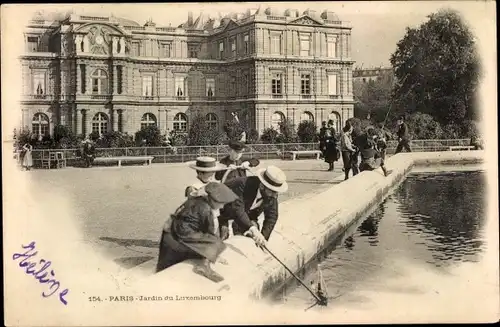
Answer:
[
  {"xmin": 218, "ymin": 166, "xmax": 288, "ymax": 246},
  {"xmin": 185, "ymin": 156, "xmax": 227, "ymax": 198},
  {"xmin": 157, "ymin": 182, "xmax": 238, "ymax": 283}
]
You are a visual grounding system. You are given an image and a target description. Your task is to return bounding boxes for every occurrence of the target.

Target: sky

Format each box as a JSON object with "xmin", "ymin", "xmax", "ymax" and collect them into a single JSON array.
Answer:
[{"xmin": 13, "ymin": 1, "xmax": 494, "ymax": 69}]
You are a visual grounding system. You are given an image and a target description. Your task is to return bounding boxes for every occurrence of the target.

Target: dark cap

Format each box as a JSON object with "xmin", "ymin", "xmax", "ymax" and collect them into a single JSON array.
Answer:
[
  {"xmin": 398, "ymin": 115, "xmax": 405, "ymax": 121},
  {"xmin": 228, "ymin": 140, "xmax": 246, "ymax": 151},
  {"xmin": 205, "ymin": 182, "xmax": 238, "ymax": 204}
]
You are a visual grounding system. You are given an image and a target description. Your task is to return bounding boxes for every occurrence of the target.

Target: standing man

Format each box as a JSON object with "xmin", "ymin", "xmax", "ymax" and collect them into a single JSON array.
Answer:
[
  {"xmin": 218, "ymin": 166, "xmax": 288, "ymax": 243},
  {"xmin": 395, "ymin": 116, "xmax": 412, "ymax": 154},
  {"xmin": 214, "ymin": 140, "xmax": 260, "ymax": 183},
  {"xmin": 318, "ymin": 121, "xmax": 328, "ymax": 159}
]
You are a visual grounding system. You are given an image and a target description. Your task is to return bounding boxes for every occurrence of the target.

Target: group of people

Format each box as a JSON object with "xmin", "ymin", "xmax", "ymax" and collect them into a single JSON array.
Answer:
[
  {"xmin": 156, "ymin": 140, "xmax": 289, "ymax": 283},
  {"xmin": 319, "ymin": 116, "xmax": 413, "ymax": 180}
]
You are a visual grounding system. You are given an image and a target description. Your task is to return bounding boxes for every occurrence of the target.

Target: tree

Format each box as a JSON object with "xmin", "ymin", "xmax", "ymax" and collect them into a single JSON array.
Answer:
[
  {"xmin": 297, "ymin": 120, "xmax": 318, "ymax": 142},
  {"xmin": 187, "ymin": 114, "xmax": 227, "ymax": 146},
  {"xmin": 353, "ymin": 72, "xmax": 394, "ymax": 123},
  {"xmin": 223, "ymin": 119, "xmax": 245, "ymax": 142},
  {"xmin": 406, "ymin": 112, "xmax": 444, "ymax": 139},
  {"xmin": 390, "ymin": 9, "xmax": 480, "ymax": 127},
  {"xmin": 134, "ymin": 125, "xmax": 164, "ymax": 146}
]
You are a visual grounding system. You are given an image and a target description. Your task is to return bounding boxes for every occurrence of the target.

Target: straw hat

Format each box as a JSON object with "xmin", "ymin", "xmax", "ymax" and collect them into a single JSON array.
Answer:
[
  {"xmin": 188, "ymin": 156, "xmax": 226, "ymax": 172},
  {"xmin": 257, "ymin": 166, "xmax": 288, "ymax": 193}
]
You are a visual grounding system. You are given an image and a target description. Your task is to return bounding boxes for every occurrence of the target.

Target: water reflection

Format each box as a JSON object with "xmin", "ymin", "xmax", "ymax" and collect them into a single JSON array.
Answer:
[
  {"xmin": 394, "ymin": 171, "xmax": 485, "ymax": 265},
  {"xmin": 279, "ymin": 170, "xmax": 486, "ymax": 308}
]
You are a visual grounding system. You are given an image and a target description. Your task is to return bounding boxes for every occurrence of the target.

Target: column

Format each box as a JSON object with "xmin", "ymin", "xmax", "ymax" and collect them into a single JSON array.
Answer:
[
  {"xmin": 113, "ymin": 65, "xmax": 118, "ymax": 94},
  {"xmin": 112, "ymin": 109, "xmax": 118, "ymax": 131},
  {"xmin": 119, "ymin": 38, "xmax": 125, "ymax": 55},
  {"xmin": 76, "ymin": 109, "xmax": 82, "ymax": 135}
]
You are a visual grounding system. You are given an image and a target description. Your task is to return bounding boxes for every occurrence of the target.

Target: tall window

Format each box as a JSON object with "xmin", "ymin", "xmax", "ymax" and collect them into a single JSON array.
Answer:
[
  {"xmin": 141, "ymin": 113, "xmax": 157, "ymax": 129},
  {"xmin": 91, "ymin": 69, "xmax": 108, "ymax": 95},
  {"xmin": 244, "ymin": 34, "xmax": 249, "ymax": 54},
  {"xmin": 327, "ymin": 36, "xmax": 337, "ymax": 58},
  {"xmin": 132, "ymin": 42, "xmax": 141, "ymax": 56},
  {"xmin": 242, "ymin": 73, "xmax": 249, "ymax": 95},
  {"xmin": 173, "ymin": 113, "xmax": 188, "ymax": 131},
  {"xmin": 116, "ymin": 66, "xmax": 123, "ymax": 94},
  {"xmin": 328, "ymin": 74, "xmax": 338, "ymax": 96},
  {"xmin": 300, "ymin": 111, "xmax": 314, "ymax": 122},
  {"xmin": 92, "ymin": 112, "xmax": 109, "ymax": 135},
  {"xmin": 80, "ymin": 65, "xmax": 86, "ymax": 94},
  {"xmin": 206, "ymin": 78, "xmax": 215, "ymax": 98},
  {"xmin": 271, "ymin": 111, "xmax": 285, "ymax": 130},
  {"xmin": 188, "ymin": 43, "xmax": 199, "ymax": 58},
  {"xmin": 231, "ymin": 76, "xmax": 237, "ymax": 96},
  {"xmin": 32, "ymin": 113, "xmax": 49, "ymax": 137},
  {"xmin": 230, "ymin": 38, "xmax": 236, "ymax": 56},
  {"xmin": 271, "ymin": 34, "xmax": 281, "ymax": 55},
  {"xmin": 219, "ymin": 42, "xmax": 224, "ymax": 59},
  {"xmin": 300, "ymin": 35, "xmax": 311, "ymax": 56},
  {"xmin": 142, "ymin": 75, "xmax": 153, "ymax": 96},
  {"xmin": 301, "ymin": 74, "xmax": 311, "ymax": 95},
  {"xmin": 206, "ymin": 113, "xmax": 218, "ymax": 130},
  {"xmin": 32, "ymin": 71, "xmax": 45, "ymax": 95},
  {"xmin": 271, "ymin": 73, "xmax": 282, "ymax": 95},
  {"xmin": 328, "ymin": 112, "xmax": 341, "ymax": 132},
  {"xmin": 161, "ymin": 43, "xmax": 171, "ymax": 57},
  {"xmin": 175, "ymin": 77, "xmax": 185, "ymax": 97},
  {"xmin": 27, "ymin": 36, "xmax": 38, "ymax": 52}
]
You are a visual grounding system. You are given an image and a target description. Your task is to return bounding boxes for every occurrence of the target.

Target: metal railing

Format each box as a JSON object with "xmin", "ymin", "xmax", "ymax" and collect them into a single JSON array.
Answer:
[{"xmin": 25, "ymin": 139, "xmax": 472, "ymax": 169}]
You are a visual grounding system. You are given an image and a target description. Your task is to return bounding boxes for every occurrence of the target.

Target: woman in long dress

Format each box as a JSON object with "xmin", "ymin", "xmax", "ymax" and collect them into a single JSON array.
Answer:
[
  {"xmin": 22, "ymin": 143, "xmax": 33, "ymax": 171},
  {"xmin": 323, "ymin": 120, "xmax": 339, "ymax": 171},
  {"xmin": 157, "ymin": 182, "xmax": 238, "ymax": 283}
]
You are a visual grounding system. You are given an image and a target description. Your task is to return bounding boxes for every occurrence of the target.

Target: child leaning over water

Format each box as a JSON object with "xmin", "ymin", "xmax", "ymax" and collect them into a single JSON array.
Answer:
[{"xmin": 359, "ymin": 136, "xmax": 391, "ymax": 177}]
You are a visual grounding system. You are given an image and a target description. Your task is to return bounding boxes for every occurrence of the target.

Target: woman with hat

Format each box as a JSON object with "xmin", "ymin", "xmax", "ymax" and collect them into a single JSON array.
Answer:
[
  {"xmin": 156, "ymin": 182, "xmax": 238, "ymax": 283},
  {"xmin": 323, "ymin": 120, "xmax": 339, "ymax": 171},
  {"xmin": 219, "ymin": 166, "xmax": 288, "ymax": 245},
  {"xmin": 185, "ymin": 156, "xmax": 227, "ymax": 198},
  {"xmin": 214, "ymin": 140, "xmax": 260, "ymax": 183}
]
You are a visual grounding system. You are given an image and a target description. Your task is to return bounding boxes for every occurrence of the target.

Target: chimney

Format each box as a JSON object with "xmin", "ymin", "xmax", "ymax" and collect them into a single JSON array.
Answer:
[{"xmin": 188, "ymin": 11, "xmax": 193, "ymax": 26}]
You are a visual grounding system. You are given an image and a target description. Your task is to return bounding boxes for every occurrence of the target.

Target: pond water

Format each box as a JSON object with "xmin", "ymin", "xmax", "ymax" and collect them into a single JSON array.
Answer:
[{"xmin": 275, "ymin": 169, "xmax": 492, "ymax": 316}]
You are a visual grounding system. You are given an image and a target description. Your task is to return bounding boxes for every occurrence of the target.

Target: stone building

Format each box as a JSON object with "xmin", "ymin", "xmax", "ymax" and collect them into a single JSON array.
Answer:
[
  {"xmin": 20, "ymin": 8, "xmax": 354, "ymax": 139},
  {"xmin": 353, "ymin": 66, "xmax": 394, "ymax": 84}
]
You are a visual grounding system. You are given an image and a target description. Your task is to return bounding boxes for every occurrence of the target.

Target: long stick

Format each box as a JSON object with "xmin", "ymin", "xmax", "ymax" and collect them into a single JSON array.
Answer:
[{"xmin": 262, "ymin": 245, "xmax": 323, "ymax": 304}]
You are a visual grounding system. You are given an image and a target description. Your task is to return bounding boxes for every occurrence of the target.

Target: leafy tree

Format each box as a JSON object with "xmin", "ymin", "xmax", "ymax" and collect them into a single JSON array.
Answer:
[
  {"xmin": 134, "ymin": 125, "xmax": 164, "ymax": 146},
  {"xmin": 169, "ymin": 130, "xmax": 188, "ymax": 146},
  {"xmin": 260, "ymin": 127, "xmax": 279, "ymax": 144},
  {"xmin": 353, "ymin": 72, "xmax": 394, "ymax": 123},
  {"xmin": 53, "ymin": 125, "xmax": 72, "ymax": 142},
  {"xmin": 223, "ymin": 119, "xmax": 245, "ymax": 142},
  {"xmin": 297, "ymin": 120, "xmax": 318, "ymax": 142},
  {"xmin": 406, "ymin": 112, "xmax": 444, "ymax": 139},
  {"xmin": 247, "ymin": 129, "xmax": 260, "ymax": 144},
  {"xmin": 187, "ymin": 114, "xmax": 227, "ymax": 146},
  {"xmin": 390, "ymin": 9, "xmax": 480, "ymax": 126}
]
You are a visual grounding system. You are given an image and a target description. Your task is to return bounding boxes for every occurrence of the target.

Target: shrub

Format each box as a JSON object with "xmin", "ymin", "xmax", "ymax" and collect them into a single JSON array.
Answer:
[
  {"xmin": 134, "ymin": 125, "xmax": 164, "ymax": 146},
  {"xmin": 406, "ymin": 112, "xmax": 444, "ymax": 139},
  {"xmin": 188, "ymin": 114, "xmax": 227, "ymax": 146},
  {"xmin": 297, "ymin": 120, "xmax": 318, "ymax": 143},
  {"xmin": 223, "ymin": 119, "xmax": 245, "ymax": 142},
  {"xmin": 247, "ymin": 129, "xmax": 260, "ymax": 144},
  {"xmin": 260, "ymin": 127, "xmax": 279, "ymax": 144},
  {"xmin": 277, "ymin": 118, "xmax": 299, "ymax": 143}
]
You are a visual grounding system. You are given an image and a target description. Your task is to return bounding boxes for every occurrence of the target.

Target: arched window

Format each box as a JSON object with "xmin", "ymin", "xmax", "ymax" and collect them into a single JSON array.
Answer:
[
  {"xmin": 91, "ymin": 69, "xmax": 108, "ymax": 95},
  {"xmin": 328, "ymin": 111, "xmax": 341, "ymax": 132},
  {"xmin": 92, "ymin": 112, "xmax": 109, "ymax": 135},
  {"xmin": 173, "ymin": 113, "xmax": 188, "ymax": 132},
  {"xmin": 271, "ymin": 111, "xmax": 285, "ymax": 130},
  {"xmin": 32, "ymin": 113, "xmax": 49, "ymax": 137},
  {"xmin": 206, "ymin": 113, "xmax": 218, "ymax": 130},
  {"xmin": 300, "ymin": 111, "xmax": 314, "ymax": 122},
  {"xmin": 141, "ymin": 113, "xmax": 157, "ymax": 129}
]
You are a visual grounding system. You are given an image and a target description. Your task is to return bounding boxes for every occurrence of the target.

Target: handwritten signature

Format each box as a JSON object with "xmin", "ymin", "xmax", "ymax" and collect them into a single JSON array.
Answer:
[{"xmin": 12, "ymin": 241, "xmax": 69, "ymax": 305}]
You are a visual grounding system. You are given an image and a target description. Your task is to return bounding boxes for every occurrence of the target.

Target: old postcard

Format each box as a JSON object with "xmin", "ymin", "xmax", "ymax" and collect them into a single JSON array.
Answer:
[{"xmin": 2, "ymin": 1, "xmax": 498, "ymax": 326}]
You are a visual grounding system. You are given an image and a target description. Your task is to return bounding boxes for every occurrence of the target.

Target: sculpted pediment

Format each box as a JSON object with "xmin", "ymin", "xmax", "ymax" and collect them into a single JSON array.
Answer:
[
  {"xmin": 75, "ymin": 24, "xmax": 125, "ymax": 55},
  {"xmin": 289, "ymin": 15, "xmax": 324, "ymax": 26}
]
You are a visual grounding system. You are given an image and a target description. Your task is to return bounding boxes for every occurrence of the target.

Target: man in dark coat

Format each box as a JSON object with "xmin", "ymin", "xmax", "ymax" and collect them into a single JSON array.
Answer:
[
  {"xmin": 214, "ymin": 140, "xmax": 260, "ymax": 182},
  {"xmin": 318, "ymin": 121, "xmax": 328, "ymax": 158},
  {"xmin": 156, "ymin": 182, "xmax": 238, "ymax": 283},
  {"xmin": 395, "ymin": 116, "xmax": 412, "ymax": 154},
  {"xmin": 82, "ymin": 138, "xmax": 96, "ymax": 168},
  {"xmin": 219, "ymin": 166, "xmax": 288, "ymax": 243},
  {"xmin": 323, "ymin": 120, "xmax": 339, "ymax": 171}
]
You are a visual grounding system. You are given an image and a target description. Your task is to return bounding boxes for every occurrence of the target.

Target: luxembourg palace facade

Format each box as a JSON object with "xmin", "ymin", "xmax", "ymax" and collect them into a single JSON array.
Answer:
[{"xmin": 21, "ymin": 8, "xmax": 354, "ymax": 139}]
